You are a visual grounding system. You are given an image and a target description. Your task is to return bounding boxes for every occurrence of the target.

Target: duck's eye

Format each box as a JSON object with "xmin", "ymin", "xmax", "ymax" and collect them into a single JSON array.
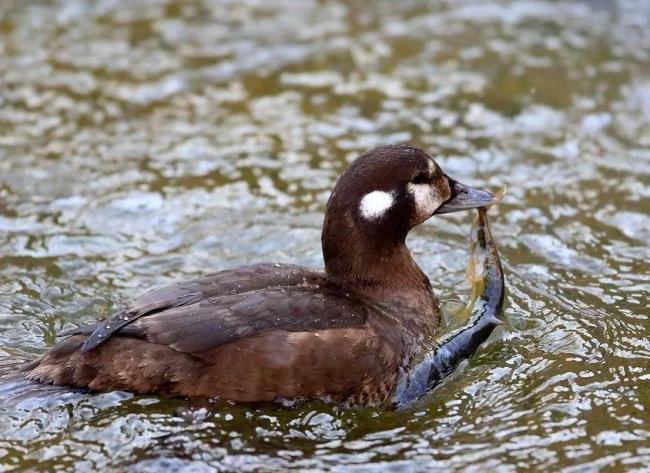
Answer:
[{"xmin": 411, "ymin": 172, "xmax": 430, "ymax": 184}]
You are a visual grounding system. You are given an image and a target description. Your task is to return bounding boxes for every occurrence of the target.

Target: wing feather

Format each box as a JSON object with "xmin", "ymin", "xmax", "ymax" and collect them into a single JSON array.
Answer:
[
  {"xmin": 127, "ymin": 287, "xmax": 369, "ymax": 355},
  {"xmin": 62, "ymin": 263, "xmax": 322, "ymax": 352}
]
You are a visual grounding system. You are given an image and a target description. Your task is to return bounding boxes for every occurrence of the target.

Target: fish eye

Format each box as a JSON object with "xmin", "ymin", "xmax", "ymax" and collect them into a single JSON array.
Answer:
[{"xmin": 411, "ymin": 172, "xmax": 430, "ymax": 184}]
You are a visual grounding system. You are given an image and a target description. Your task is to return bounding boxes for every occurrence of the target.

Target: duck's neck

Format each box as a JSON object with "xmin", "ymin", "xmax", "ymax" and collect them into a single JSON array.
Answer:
[{"xmin": 322, "ymin": 215, "xmax": 438, "ymax": 334}]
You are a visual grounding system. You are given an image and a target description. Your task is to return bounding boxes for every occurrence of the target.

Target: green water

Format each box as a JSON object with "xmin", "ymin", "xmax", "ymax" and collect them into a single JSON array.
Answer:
[{"xmin": 0, "ymin": 0, "xmax": 649, "ymax": 471}]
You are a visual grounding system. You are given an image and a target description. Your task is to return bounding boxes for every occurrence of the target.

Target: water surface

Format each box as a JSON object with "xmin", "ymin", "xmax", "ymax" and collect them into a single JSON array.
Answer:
[{"xmin": 0, "ymin": 0, "xmax": 649, "ymax": 471}]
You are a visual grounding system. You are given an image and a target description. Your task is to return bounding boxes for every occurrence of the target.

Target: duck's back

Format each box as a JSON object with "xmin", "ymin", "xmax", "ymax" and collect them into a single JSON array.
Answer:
[{"xmin": 24, "ymin": 264, "xmax": 406, "ymax": 404}]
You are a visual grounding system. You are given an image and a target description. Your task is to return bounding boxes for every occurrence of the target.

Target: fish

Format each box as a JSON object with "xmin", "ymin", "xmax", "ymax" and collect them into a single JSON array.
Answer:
[{"xmin": 391, "ymin": 199, "xmax": 505, "ymax": 409}]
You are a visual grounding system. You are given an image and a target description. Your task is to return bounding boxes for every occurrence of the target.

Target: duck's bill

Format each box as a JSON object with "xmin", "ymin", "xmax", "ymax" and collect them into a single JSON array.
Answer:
[{"xmin": 436, "ymin": 179, "xmax": 496, "ymax": 214}]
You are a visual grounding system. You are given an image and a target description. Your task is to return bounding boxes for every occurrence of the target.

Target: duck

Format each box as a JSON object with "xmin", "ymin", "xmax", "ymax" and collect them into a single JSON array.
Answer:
[{"xmin": 23, "ymin": 145, "xmax": 495, "ymax": 405}]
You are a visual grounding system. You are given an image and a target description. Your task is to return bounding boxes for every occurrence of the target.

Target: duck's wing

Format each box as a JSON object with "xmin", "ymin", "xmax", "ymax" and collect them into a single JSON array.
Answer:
[
  {"xmin": 60, "ymin": 263, "xmax": 323, "ymax": 352},
  {"xmin": 114, "ymin": 285, "xmax": 370, "ymax": 355}
]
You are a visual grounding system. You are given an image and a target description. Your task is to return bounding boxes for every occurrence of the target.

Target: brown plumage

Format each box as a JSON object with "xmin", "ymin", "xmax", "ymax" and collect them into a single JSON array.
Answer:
[{"xmin": 23, "ymin": 145, "xmax": 495, "ymax": 405}]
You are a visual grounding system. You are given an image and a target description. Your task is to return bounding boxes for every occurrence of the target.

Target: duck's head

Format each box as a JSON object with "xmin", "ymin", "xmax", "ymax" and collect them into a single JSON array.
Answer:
[{"xmin": 322, "ymin": 144, "xmax": 495, "ymax": 288}]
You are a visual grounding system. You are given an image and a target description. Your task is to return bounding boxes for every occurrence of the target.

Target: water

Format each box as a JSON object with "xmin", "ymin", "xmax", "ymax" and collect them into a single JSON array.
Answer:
[{"xmin": 0, "ymin": 0, "xmax": 649, "ymax": 471}]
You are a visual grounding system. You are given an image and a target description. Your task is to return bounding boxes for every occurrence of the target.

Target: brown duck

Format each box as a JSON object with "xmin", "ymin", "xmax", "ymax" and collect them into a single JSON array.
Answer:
[{"xmin": 24, "ymin": 145, "xmax": 495, "ymax": 405}]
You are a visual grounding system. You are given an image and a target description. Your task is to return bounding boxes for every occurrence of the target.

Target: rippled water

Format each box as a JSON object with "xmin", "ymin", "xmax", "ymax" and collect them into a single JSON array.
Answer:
[{"xmin": 0, "ymin": 0, "xmax": 649, "ymax": 471}]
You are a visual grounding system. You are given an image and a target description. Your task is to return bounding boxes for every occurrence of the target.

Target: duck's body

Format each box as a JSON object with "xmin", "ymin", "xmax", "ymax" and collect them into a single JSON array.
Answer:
[
  {"xmin": 26, "ymin": 263, "xmax": 432, "ymax": 404},
  {"xmin": 24, "ymin": 145, "xmax": 495, "ymax": 405}
]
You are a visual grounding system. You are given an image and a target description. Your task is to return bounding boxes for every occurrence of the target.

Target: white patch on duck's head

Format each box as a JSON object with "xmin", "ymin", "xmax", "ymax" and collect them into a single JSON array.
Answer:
[
  {"xmin": 359, "ymin": 190, "xmax": 394, "ymax": 220},
  {"xmin": 407, "ymin": 182, "xmax": 445, "ymax": 222}
]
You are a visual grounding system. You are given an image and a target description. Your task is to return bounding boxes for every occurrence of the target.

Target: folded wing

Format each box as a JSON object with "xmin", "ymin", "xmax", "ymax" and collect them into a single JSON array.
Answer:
[
  {"xmin": 62, "ymin": 263, "xmax": 325, "ymax": 352},
  {"xmin": 118, "ymin": 285, "xmax": 370, "ymax": 355}
]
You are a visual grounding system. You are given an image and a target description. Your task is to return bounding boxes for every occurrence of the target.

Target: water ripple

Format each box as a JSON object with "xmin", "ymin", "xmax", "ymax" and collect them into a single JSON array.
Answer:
[{"xmin": 0, "ymin": 0, "xmax": 649, "ymax": 471}]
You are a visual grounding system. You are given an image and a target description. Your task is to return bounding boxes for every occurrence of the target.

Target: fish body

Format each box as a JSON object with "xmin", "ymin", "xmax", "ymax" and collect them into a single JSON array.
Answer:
[{"xmin": 392, "ymin": 208, "xmax": 505, "ymax": 408}]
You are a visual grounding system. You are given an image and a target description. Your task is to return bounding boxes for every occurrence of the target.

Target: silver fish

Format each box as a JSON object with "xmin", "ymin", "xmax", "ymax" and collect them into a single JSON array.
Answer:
[{"xmin": 392, "ymin": 207, "xmax": 505, "ymax": 408}]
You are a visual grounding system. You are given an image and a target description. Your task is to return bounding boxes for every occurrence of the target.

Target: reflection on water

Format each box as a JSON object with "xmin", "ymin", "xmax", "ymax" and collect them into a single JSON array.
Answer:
[{"xmin": 0, "ymin": 0, "xmax": 649, "ymax": 470}]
